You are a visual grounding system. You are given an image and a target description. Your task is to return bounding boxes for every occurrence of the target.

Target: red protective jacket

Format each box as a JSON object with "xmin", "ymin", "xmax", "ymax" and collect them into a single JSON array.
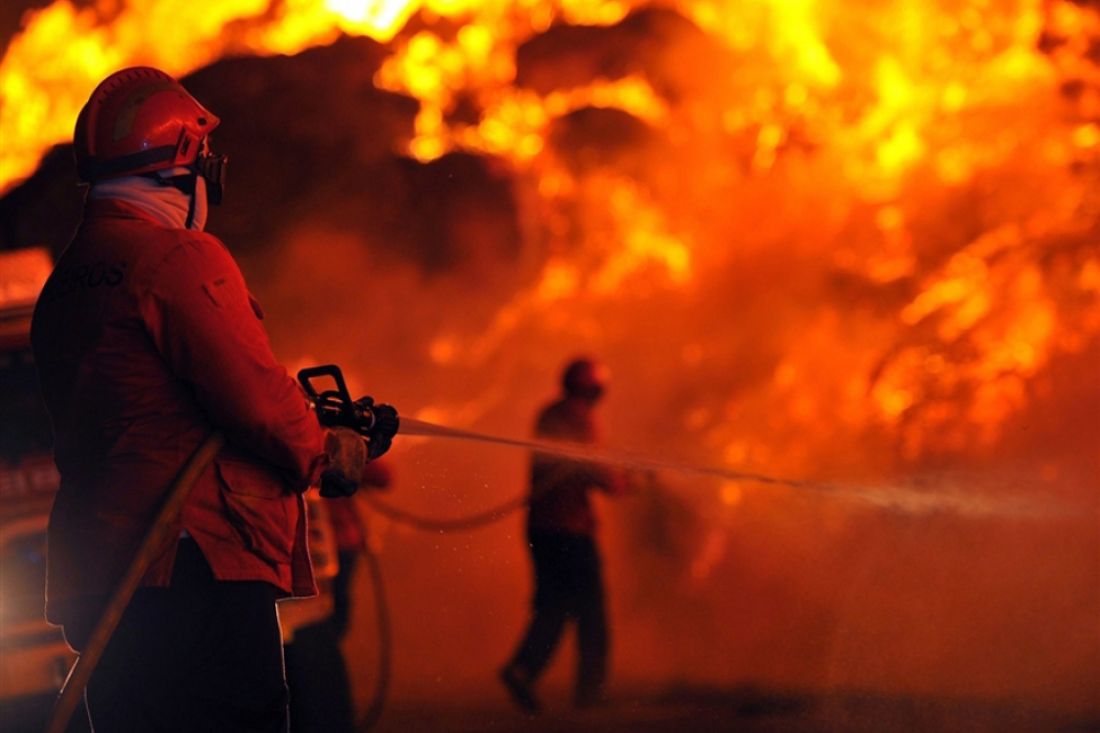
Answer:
[
  {"xmin": 31, "ymin": 198, "xmax": 327, "ymax": 627},
  {"xmin": 528, "ymin": 396, "xmax": 624, "ymax": 535}
]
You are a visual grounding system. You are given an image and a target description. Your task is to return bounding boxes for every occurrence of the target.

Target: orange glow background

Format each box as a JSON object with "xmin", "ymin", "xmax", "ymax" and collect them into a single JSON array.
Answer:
[{"xmin": 1, "ymin": 0, "xmax": 1098, "ymax": 719}]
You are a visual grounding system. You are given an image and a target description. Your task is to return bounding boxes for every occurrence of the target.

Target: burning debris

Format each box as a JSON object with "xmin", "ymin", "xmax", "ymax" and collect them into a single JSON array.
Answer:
[{"xmin": 0, "ymin": 0, "xmax": 1098, "ymax": 725}]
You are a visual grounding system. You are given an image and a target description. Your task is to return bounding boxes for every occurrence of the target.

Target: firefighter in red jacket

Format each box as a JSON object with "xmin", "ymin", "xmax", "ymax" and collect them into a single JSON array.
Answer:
[
  {"xmin": 31, "ymin": 67, "xmax": 376, "ymax": 732},
  {"xmin": 284, "ymin": 460, "xmax": 393, "ymax": 733},
  {"xmin": 500, "ymin": 357, "xmax": 626, "ymax": 713}
]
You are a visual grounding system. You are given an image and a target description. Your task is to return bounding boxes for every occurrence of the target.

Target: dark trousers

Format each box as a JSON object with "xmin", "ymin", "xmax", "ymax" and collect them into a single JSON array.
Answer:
[
  {"xmin": 64, "ymin": 539, "xmax": 289, "ymax": 733},
  {"xmin": 508, "ymin": 531, "xmax": 608, "ymax": 702}
]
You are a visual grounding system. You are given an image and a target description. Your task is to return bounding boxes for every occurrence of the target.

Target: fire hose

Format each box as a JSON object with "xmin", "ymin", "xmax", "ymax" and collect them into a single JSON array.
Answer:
[
  {"xmin": 345, "ymin": 487, "xmax": 534, "ymax": 733},
  {"xmin": 43, "ymin": 364, "xmax": 700, "ymax": 733},
  {"xmin": 351, "ymin": 478, "xmax": 540, "ymax": 732},
  {"xmin": 296, "ymin": 366, "xmax": 533, "ymax": 730},
  {"xmin": 45, "ymin": 431, "xmax": 227, "ymax": 733},
  {"xmin": 364, "ymin": 493, "xmax": 528, "ymax": 531},
  {"xmin": 347, "ymin": 493, "xmax": 527, "ymax": 733},
  {"xmin": 297, "ymin": 365, "xmax": 535, "ymax": 728},
  {"xmin": 40, "ymin": 365, "xmax": 585, "ymax": 733},
  {"xmin": 351, "ymin": 455, "xmax": 624, "ymax": 731}
]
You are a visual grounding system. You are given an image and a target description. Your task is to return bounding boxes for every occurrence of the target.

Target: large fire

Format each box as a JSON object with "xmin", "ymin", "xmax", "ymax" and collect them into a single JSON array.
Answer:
[{"xmin": 1, "ymin": 0, "xmax": 1098, "ymax": 721}]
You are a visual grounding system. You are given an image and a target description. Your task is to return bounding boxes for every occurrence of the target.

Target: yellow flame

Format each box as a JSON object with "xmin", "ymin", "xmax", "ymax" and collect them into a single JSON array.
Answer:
[
  {"xmin": 535, "ymin": 259, "xmax": 580, "ymax": 301},
  {"xmin": 688, "ymin": 0, "xmax": 840, "ymax": 88},
  {"xmin": 591, "ymin": 178, "xmax": 693, "ymax": 293},
  {"xmin": 0, "ymin": 0, "xmax": 413, "ymax": 189},
  {"xmin": 0, "ymin": 0, "xmax": 1049, "ymax": 197},
  {"xmin": 326, "ymin": 0, "xmax": 415, "ymax": 30}
]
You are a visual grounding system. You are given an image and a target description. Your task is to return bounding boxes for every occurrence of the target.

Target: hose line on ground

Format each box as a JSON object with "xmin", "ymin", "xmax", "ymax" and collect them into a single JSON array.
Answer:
[
  {"xmin": 354, "ymin": 493, "xmax": 526, "ymax": 731},
  {"xmin": 363, "ymin": 494, "xmax": 528, "ymax": 532}
]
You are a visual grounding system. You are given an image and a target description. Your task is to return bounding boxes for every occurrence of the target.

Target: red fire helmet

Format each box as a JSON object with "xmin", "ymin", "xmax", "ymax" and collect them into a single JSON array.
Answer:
[
  {"xmin": 562, "ymin": 357, "xmax": 609, "ymax": 400},
  {"xmin": 73, "ymin": 67, "xmax": 220, "ymax": 182}
]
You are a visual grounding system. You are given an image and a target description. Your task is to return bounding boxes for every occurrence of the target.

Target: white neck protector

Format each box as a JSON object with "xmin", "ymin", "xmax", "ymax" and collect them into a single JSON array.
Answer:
[{"xmin": 90, "ymin": 167, "xmax": 208, "ymax": 231}]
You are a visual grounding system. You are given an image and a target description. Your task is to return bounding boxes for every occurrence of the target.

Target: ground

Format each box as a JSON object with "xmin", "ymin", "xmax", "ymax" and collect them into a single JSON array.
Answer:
[
  {"xmin": 368, "ymin": 685, "xmax": 1097, "ymax": 733},
  {"xmin": 5, "ymin": 682, "xmax": 1096, "ymax": 732}
]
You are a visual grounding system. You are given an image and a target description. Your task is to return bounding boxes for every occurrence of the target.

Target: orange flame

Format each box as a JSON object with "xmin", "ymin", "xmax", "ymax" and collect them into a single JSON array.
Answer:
[
  {"xmin": 2, "ymin": 0, "xmax": 1096, "ymax": 455},
  {"xmin": 3, "ymin": 0, "xmax": 1100, "ymax": 713}
]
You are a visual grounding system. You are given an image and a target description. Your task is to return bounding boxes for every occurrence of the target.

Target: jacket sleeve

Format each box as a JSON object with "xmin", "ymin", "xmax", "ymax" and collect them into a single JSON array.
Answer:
[{"xmin": 138, "ymin": 233, "xmax": 326, "ymax": 490}]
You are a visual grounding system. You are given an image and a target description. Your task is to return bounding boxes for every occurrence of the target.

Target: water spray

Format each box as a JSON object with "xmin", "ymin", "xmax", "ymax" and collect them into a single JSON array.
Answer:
[
  {"xmin": 397, "ymin": 416, "xmax": 1072, "ymax": 520},
  {"xmin": 399, "ymin": 416, "xmax": 804, "ymax": 485},
  {"xmin": 298, "ymin": 365, "xmax": 1073, "ymax": 522}
]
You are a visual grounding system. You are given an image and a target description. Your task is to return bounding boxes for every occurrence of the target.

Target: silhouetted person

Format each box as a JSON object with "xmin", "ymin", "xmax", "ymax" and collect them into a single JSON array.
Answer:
[
  {"xmin": 500, "ymin": 357, "xmax": 626, "ymax": 713},
  {"xmin": 284, "ymin": 460, "xmax": 392, "ymax": 733}
]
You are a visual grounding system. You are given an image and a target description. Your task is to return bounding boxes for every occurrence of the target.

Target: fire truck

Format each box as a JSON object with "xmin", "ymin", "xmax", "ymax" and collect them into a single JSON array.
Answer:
[{"xmin": 0, "ymin": 247, "xmax": 339, "ymax": 729}]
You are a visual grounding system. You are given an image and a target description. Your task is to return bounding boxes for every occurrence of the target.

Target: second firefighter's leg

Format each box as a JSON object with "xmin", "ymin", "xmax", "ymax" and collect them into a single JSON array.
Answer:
[
  {"xmin": 574, "ymin": 536, "xmax": 608, "ymax": 707},
  {"xmin": 501, "ymin": 533, "xmax": 572, "ymax": 712}
]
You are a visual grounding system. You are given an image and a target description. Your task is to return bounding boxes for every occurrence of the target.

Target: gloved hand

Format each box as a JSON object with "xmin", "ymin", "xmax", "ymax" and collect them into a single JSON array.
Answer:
[{"xmin": 320, "ymin": 427, "xmax": 367, "ymax": 498}]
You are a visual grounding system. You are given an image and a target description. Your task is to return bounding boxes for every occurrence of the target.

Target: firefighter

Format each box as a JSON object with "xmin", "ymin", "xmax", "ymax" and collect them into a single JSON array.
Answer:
[
  {"xmin": 500, "ymin": 357, "xmax": 627, "ymax": 713},
  {"xmin": 31, "ymin": 67, "xmax": 374, "ymax": 732},
  {"xmin": 284, "ymin": 460, "xmax": 393, "ymax": 733}
]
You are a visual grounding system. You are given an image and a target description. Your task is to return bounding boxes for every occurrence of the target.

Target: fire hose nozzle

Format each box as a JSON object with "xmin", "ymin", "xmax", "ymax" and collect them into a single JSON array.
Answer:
[
  {"xmin": 357, "ymin": 397, "xmax": 399, "ymax": 459},
  {"xmin": 298, "ymin": 364, "xmax": 400, "ymax": 462}
]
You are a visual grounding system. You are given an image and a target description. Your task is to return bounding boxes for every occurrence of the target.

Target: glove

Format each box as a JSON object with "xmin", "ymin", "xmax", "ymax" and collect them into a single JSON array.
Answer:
[{"xmin": 321, "ymin": 427, "xmax": 367, "ymax": 498}]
